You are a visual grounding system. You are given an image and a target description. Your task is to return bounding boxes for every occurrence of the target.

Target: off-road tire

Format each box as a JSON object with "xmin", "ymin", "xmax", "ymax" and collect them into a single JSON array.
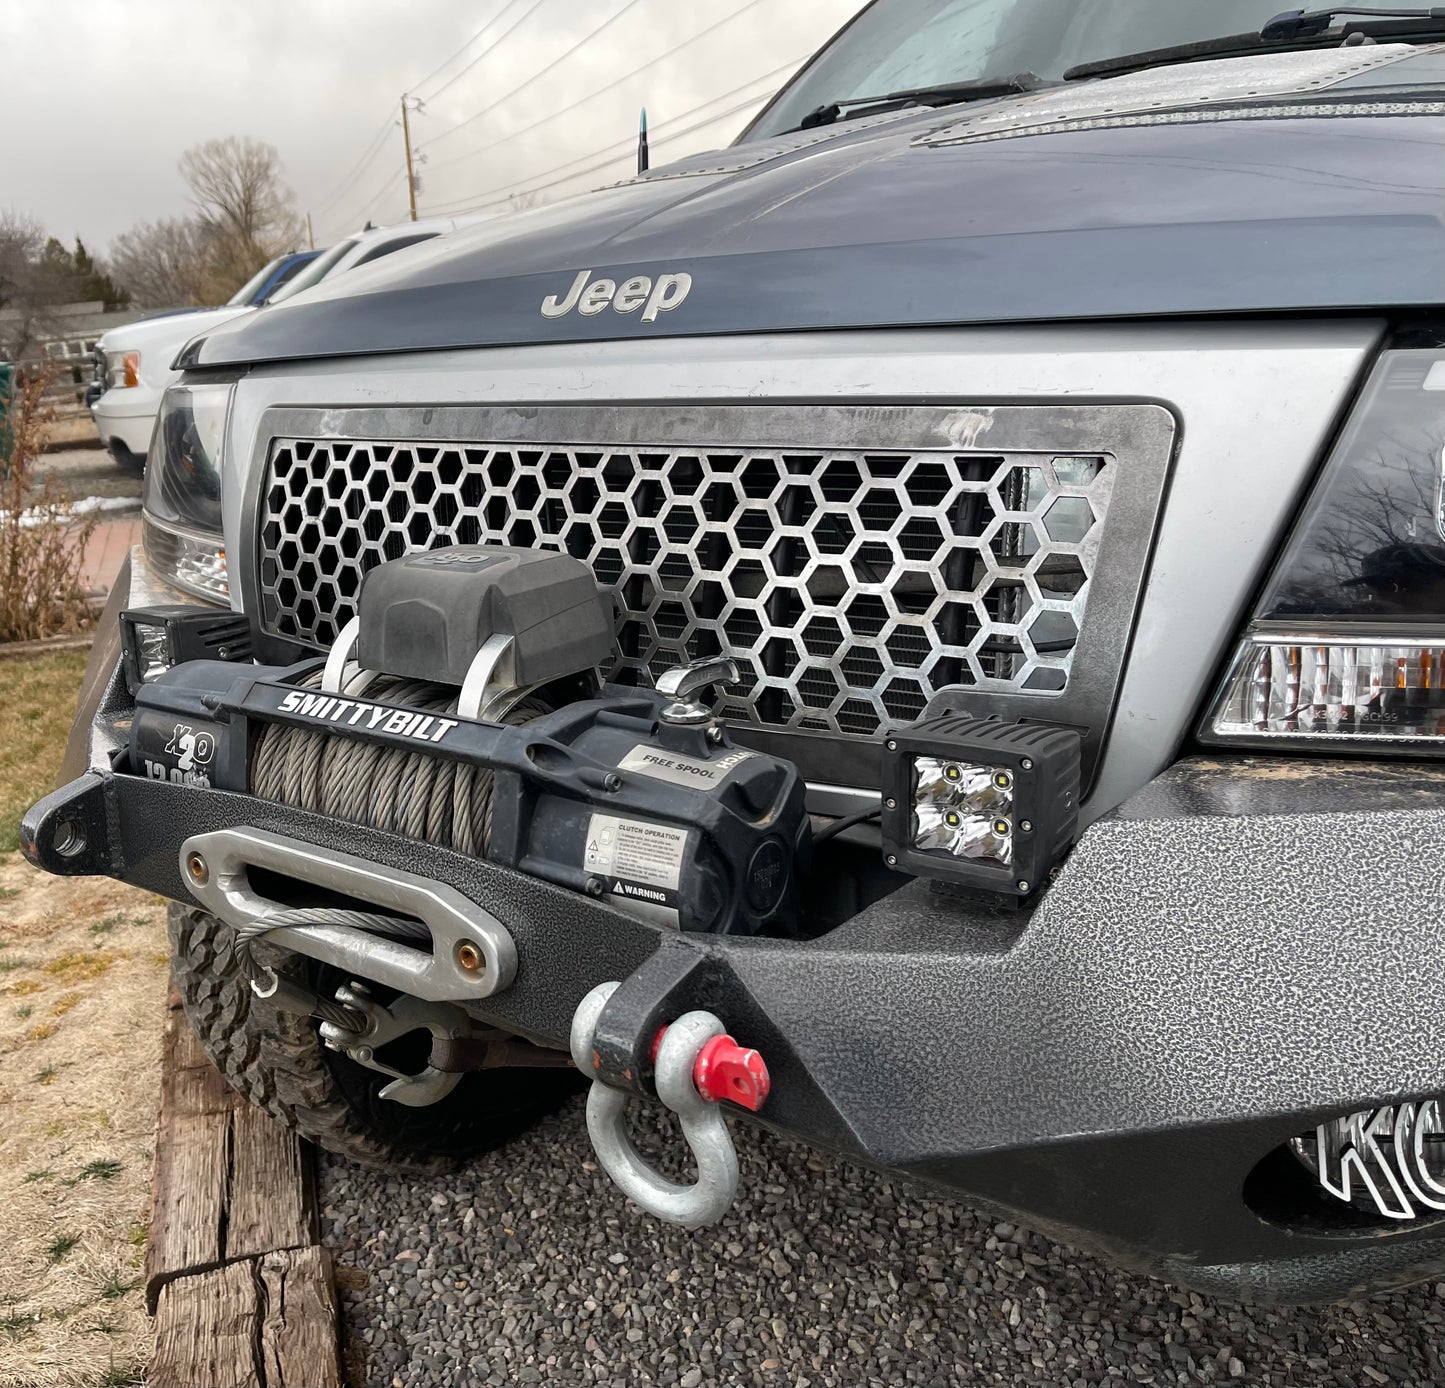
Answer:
[{"xmin": 168, "ymin": 902, "xmax": 580, "ymax": 1172}]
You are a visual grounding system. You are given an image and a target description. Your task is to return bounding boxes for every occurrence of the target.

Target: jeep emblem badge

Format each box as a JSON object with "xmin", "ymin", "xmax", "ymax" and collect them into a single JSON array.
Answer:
[{"xmin": 540, "ymin": 269, "xmax": 693, "ymax": 323}]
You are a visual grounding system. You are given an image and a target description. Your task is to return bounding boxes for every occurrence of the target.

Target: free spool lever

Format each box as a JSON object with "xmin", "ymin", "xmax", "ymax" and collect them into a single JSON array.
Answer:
[{"xmin": 655, "ymin": 657, "xmax": 740, "ymax": 727}]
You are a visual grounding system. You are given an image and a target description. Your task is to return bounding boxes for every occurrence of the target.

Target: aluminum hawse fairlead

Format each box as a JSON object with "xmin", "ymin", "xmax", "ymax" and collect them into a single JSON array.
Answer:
[{"xmin": 26, "ymin": 0, "xmax": 1445, "ymax": 1304}]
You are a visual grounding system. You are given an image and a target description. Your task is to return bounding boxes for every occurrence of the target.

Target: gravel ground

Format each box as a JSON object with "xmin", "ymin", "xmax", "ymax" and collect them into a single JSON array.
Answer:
[
  {"xmin": 320, "ymin": 1098, "xmax": 1445, "ymax": 1388},
  {"xmin": 30, "ymin": 445, "xmax": 141, "ymax": 506}
]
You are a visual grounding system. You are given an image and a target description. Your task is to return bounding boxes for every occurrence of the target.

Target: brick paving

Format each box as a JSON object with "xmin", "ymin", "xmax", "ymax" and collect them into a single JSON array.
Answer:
[{"xmin": 80, "ymin": 518, "xmax": 140, "ymax": 596}]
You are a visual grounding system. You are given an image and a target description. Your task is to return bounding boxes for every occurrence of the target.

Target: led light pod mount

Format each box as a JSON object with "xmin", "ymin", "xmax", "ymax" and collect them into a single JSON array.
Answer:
[
  {"xmin": 120, "ymin": 605, "xmax": 252, "ymax": 695},
  {"xmin": 880, "ymin": 714, "xmax": 1081, "ymax": 900}
]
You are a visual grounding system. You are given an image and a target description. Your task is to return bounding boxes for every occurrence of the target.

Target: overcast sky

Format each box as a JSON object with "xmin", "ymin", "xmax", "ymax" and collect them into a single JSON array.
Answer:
[{"xmin": 1, "ymin": 0, "xmax": 867, "ymax": 254}]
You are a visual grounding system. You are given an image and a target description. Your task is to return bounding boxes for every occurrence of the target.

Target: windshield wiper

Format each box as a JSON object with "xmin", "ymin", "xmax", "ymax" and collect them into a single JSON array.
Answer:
[
  {"xmin": 1065, "ymin": 9, "xmax": 1445, "ymax": 83},
  {"xmin": 795, "ymin": 72, "xmax": 1050, "ymax": 132},
  {"xmin": 1262, "ymin": 6, "xmax": 1445, "ymax": 38}
]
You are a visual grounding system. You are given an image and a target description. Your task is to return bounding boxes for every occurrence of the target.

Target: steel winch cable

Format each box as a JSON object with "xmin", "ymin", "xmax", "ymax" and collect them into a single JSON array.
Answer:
[
  {"xmin": 249, "ymin": 669, "xmax": 550, "ymax": 857},
  {"xmin": 241, "ymin": 673, "xmax": 548, "ymax": 1031},
  {"xmin": 229, "ymin": 905, "xmax": 430, "ymax": 1032}
]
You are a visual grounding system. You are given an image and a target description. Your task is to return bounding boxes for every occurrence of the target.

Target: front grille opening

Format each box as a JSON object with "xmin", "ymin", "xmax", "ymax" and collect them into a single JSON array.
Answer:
[{"xmin": 259, "ymin": 441, "xmax": 1112, "ymax": 739}]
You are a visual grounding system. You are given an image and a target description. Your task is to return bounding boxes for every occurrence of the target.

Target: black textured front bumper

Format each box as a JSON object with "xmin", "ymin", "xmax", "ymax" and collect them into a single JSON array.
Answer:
[{"xmin": 23, "ymin": 700, "xmax": 1445, "ymax": 1303}]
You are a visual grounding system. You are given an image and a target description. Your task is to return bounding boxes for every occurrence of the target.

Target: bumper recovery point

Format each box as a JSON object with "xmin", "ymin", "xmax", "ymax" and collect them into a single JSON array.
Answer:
[{"xmin": 571, "ymin": 980, "xmax": 770, "ymax": 1227}]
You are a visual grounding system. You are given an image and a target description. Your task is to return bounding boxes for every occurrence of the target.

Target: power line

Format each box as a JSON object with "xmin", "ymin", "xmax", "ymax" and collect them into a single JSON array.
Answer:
[
  {"xmin": 423, "ymin": 0, "xmax": 550, "ymax": 106},
  {"xmin": 418, "ymin": 0, "xmax": 646, "ymax": 153},
  {"xmin": 315, "ymin": 154, "xmax": 414, "ymax": 242},
  {"xmin": 427, "ymin": 0, "xmax": 772, "ymax": 174},
  {"xmin": 409, "ymin": 0, "xmax": 513, "ymax": 98},
  {"xmin": 309, "ymin": 111, "xmax": 399, "ymax": 217},
  {"xmin": 306, "ymin": 0, "xmax": 544, "ymax": 239},
  {"xmin": 418, "ymin": 60, "xmax": 800, "ymax": 217},
  {"xmin": 307, "ymin": 2, "xmax": 520, "ymax": 227},
  {"xmin": 420, "ymin": 62, "xmax": 798, "ymax": 214}
]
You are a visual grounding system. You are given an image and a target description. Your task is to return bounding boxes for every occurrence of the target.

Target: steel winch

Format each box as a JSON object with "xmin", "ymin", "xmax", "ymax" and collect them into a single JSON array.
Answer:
[
  {"xmin": 123, "ymin": 544, "xmax": 810, "ymax": 1224},
  {"xmin": 127, "ymin": 545, "xmax": 812, "ymax": 938}
]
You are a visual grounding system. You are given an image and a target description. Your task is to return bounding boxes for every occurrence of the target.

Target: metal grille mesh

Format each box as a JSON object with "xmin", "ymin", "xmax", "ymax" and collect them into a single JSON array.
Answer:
[{"xmin": 258, "ymin": 438, "xmax": 1113, "ymax": 737}]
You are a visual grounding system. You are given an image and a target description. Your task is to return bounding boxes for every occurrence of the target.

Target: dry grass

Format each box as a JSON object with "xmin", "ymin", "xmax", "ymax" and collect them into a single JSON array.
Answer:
[
  {"xmin": 0, "ymin": 652, "xmax": 167, "ymax": 1386},
  {"xmin": 0, "ymin": 858, "xmax": 167, "ymax": 1388},
  {"xmin": 0, "ymin": 649, "xmax": 87, "ymax": 853}
]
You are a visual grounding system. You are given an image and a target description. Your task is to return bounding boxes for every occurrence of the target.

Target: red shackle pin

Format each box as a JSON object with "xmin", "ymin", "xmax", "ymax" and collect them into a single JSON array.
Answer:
[{"xmin": 651, "ymin": 1027, "xmax": 771, "ymax": 1111}]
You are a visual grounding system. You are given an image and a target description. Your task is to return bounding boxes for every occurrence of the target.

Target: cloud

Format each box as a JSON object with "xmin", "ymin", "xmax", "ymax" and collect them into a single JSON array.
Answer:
[{"xmin": 1, "ymin": 0, "xmax": 864, "ymax": 253}]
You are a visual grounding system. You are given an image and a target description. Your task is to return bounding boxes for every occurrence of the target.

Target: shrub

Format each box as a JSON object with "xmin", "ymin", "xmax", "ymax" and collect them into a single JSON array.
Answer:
[{"xmin": 0, "ymin": 365, "xmax": 95, "ymax": 642}]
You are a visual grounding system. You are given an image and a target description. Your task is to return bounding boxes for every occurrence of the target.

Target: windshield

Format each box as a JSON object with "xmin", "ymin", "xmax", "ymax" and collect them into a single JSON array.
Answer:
[
  {"xmin": 226, "ymin": 255, "xmax": 285, "ymax": 307},
  {"xmin": 265, "ymin": 238, "xmax": 358, "ymax": 305},
  {"xmin": 745, "ymin": 0, "xmax": 1429, "ymax": 140}
]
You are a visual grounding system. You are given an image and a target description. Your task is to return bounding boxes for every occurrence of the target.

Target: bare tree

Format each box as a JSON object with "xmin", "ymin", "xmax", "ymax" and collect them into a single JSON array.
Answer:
[
  {"xmin": 105, "ymin": 137, "xmax": 306, "ymax": 309},
  {"xmin": 0, "ymin": 211, "xmax": 58, "ymax": 357},
  {"xmin": 107, "ymin": 216, "xmax": 207, "ymax": 308},
  {"xmin": 179, "ymin": 137, "xmax": 304, "ymax": 299},
  {"xmin": 0, "ymin": 210, "xmax": 43, "ymax": 315}
]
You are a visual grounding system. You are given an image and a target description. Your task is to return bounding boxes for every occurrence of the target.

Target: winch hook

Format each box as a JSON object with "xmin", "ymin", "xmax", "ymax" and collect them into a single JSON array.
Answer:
[{"xmin": 570, "ymin": 981, "xmax": 770, "ymax": 1228}]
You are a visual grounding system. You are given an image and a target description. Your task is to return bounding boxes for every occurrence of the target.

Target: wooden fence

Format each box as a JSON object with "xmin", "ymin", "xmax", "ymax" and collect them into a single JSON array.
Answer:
[{"xmin": 30, "ymin": 335, "xmax": 98, "ymax": 418}]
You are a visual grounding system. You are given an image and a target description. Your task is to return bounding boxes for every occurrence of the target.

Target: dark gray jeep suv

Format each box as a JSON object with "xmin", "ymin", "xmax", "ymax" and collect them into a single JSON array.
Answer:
[{"xmin": 26, "ymin": 0, "xmax": 1445, "ymax": 1302}]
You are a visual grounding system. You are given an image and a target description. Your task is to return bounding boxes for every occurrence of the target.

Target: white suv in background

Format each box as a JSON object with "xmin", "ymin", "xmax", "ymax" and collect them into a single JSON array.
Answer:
[{"xmin": 91, "ymin": 216, "xmax": 481, "ymax": 467}]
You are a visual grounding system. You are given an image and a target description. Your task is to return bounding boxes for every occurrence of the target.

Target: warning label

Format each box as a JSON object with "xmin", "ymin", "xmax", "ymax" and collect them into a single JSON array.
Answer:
[
  {"xmin": 618, "ymin": 744, "xmax": 755, "ymax": 792},
  {"xmin": 582, "ymin": 814, "xmax": 687, "ymax": 916}
]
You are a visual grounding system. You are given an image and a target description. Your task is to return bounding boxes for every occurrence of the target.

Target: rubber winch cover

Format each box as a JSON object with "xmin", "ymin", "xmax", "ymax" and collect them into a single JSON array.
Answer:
[{"xmin": 356, "ymin": 545, "xmax": 614, "ymax": 687}]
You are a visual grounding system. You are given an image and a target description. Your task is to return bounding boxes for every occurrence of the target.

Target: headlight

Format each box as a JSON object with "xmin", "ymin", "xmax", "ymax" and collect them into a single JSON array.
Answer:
[
  {"xmin": 142, "ymin": 383, "xmax": 232, "ymax": 603},
  {"xmin": 1204, "ymin": 348, "xmax": 1445, "ymax": 747}
]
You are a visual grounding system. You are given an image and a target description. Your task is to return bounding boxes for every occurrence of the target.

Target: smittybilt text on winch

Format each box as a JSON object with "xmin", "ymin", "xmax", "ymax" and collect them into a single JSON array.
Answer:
[{"xmin": 25, "ymin": 0, "xmax": 1445, "ymax": 1303}]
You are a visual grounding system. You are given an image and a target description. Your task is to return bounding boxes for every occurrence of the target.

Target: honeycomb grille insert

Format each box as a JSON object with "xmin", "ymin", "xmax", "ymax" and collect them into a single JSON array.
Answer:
[{"xmin": 257, "ymin": 434, "xmax": 1116, "ymax": 738}]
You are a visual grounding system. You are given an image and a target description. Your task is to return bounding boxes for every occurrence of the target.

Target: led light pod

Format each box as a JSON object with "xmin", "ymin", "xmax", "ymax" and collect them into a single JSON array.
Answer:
[
  {"xmin": 120, "ymin": 605, "xmax": 252, "ymax": 695},
  {"xmin": 881, "ymin": 715, "xmax": 1081, "ymax": 899}
]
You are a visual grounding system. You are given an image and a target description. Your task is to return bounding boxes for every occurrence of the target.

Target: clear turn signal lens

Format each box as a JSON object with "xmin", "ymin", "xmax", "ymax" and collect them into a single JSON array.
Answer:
[
  {"xmin": 1208, "ymin": 631, "xmax": 1445, "ymax": 740},
  {"xmin": 141, "ymin": 516, "xmax": 229, "ymax": 603}
]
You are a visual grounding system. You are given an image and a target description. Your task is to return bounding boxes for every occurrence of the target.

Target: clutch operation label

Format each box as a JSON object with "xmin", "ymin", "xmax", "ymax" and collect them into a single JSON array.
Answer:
[{"xmin": 582, "ymin": 814, "xmax": 687, "ymax": 913}]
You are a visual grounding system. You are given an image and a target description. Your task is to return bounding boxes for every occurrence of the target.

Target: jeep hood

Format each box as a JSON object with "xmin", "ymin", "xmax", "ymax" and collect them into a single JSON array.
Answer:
[{"xmin": 188, "ymin": 45, "xmax": 1445, "ymax": 369}]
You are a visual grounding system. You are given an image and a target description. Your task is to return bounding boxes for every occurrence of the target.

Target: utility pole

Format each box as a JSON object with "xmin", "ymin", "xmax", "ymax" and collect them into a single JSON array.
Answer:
[
  {"xmin": 306, "ymin": 213, "xmax": 315, "ymax": 249},
  {"xmin": 401, "ymin": 94, "xmax": 419, "ymax": 222}
]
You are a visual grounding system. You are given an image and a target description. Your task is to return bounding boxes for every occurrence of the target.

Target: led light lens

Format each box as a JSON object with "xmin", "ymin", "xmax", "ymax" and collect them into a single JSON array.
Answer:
[
  {"xmin": 132, "ymin": 621, "xmax": 171, "ymax": 683},
  {"xmin": 1209, "ymin": 636, "xmax": 1445, "ymax": 739},
  {"xmin": 912, "ymin": 756, "xmax": 1014, "ymax": 865},
  {"xmin": 882, "ymin": 715, "xmax": 1080, "ymax": 899},
  {"xmin": 120, "ymin": 604, "xmax": 253, "ymax": 695}
]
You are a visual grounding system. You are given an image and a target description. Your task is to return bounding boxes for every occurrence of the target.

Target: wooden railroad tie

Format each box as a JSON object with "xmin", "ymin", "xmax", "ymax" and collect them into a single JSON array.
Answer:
[{"xmin": 146, "ymin": 985, "xmax": 343, "ymax": 1388}]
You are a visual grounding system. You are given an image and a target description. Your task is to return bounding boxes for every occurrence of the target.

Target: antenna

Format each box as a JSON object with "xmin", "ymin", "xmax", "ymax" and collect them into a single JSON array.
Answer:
[{"xmin": 637, "ymin": 106, "xmax": 650, "ymax": 175}]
